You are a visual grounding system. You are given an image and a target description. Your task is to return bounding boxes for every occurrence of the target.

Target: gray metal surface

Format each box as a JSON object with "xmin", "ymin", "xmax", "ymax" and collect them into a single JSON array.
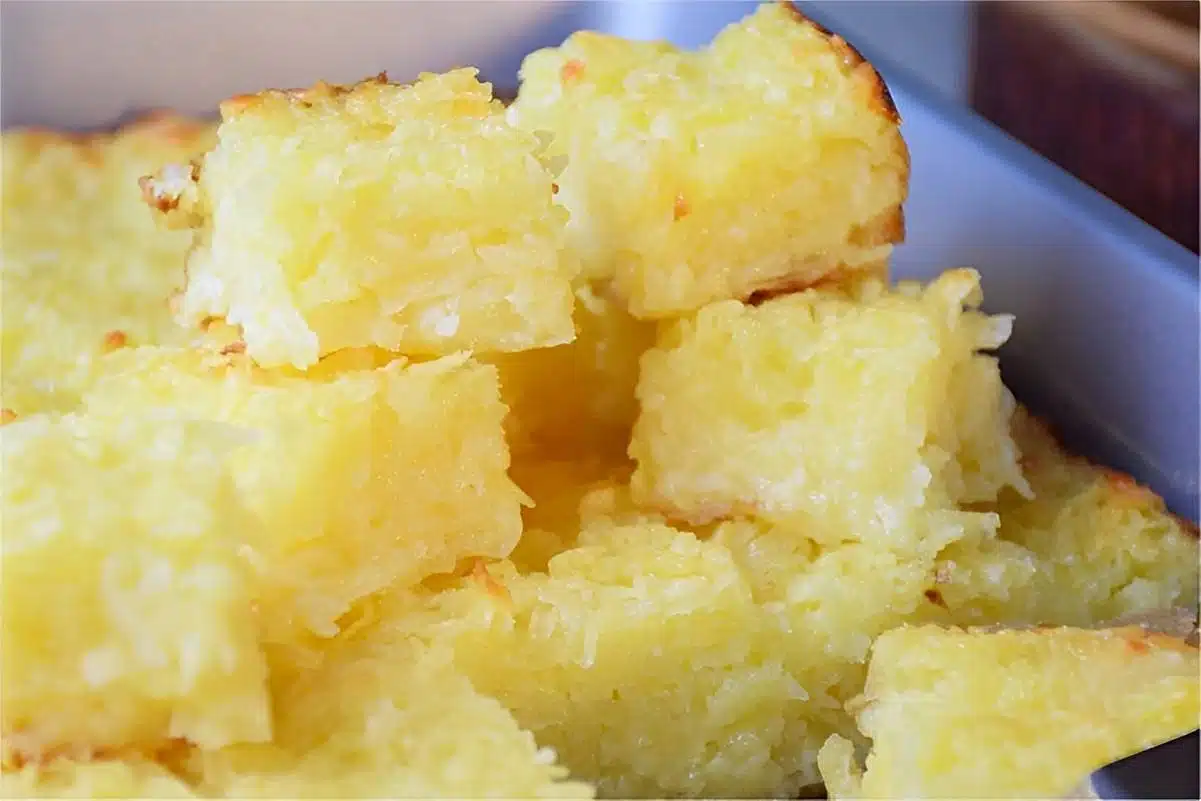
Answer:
[
  {"xmin": 1091, "ymin": 730, "xmax": 1199, "ymax": 800},
  {"xmin": 3, "ymin": 1, "xmax": 1197, "ymax": 520}
]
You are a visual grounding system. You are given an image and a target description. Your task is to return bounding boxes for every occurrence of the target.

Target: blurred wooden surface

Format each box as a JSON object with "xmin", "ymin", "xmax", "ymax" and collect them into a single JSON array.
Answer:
[{"xmin": 972, "ymin": 1, "xmax": 1200, "ymax": 253}]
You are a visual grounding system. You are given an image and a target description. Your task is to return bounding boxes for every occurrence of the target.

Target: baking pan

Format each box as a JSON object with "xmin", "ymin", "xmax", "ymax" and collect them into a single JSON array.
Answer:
[
  {"xmin": 5, "ymin": 0, "xmax": 1194, "ymax": 516},
  {"xmin": 2, "ymin": 1, "xmax": 1197, "ymax": 795}
]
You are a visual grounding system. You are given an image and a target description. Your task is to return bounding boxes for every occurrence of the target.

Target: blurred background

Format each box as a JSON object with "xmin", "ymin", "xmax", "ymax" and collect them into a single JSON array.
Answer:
[{"xmin": 2, "ymin": 1, "xmax": 1197, "ymax": 252}]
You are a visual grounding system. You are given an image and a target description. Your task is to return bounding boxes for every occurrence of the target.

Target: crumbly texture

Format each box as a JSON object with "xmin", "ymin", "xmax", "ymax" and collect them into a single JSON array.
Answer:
[
  {"xmin": 927, "ymin": 408, "xmax": 1200, "ymax": 627},
  {"xmin": 144, "ymin": 70, "xmax": 578, "ymax": 369},
  {"xmin": 509, "ymin": 1, "xmax": 909, "ymax": 317},
  {"xmin": 630, "ymin": 269, "xmax": 1027, "ymax": 550},
  {"xmin": 82, "ymin": 347, "xmax": 524, "ymax": 654},
  {"xmin": 711, "ymin": 516, "xmax": 954, "ymax": 694},
  {"xmin": 488, "ymin": 281, "xmax": 656, "ymax": 461},
  {"xmin": 0, "ymin": 414, "xmax": 270, "ymax": 761},
  {"xmin": 818, "ymin": 625, "xmax": 1201, "ymax": 799},
  {"xmin": 370, "ymin": 510, "xmax": 992, "ymax": 798},
  {"xmin": 388, "ymin": 482, "xmax": 1195, "ymax": 798},
  {"xmin": 187, "ymin": 637, "xmax": 591, "ymax": 799},
  {"xmin": 0, "ymin": 115, "xmax": 215, "ymax": 416},
  {"xmin": 378, "ymin": 398, "xmax": 1195, "ymax": 799},
  {"xmin": 392, "ymin": 522, "xmax": 817, "ymax": 799},
  {"xmin": 0, "ymin": 758, "xmax": 198, "ymax": 799}
]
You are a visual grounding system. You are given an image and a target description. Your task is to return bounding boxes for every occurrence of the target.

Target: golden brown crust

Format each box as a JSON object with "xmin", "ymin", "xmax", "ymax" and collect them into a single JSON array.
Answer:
[
  {"xmin": 138, "ymin": 159, "xmax": 208, "ymax": 232},
  {"xmin": 1100, "ymin": 467, "xmax": 1166, "ymax": 508},
  {"xmin": 745, "ymin": 267, "xmax": 856, "ymax": 306},
  {"xmin": 218, "ymin": 70, "xmax": 505, "ymax": 125},
  {"xmin": 137, "ymin": 161, "xmax": 199, "ymax": 215},
  {"xmin": 115, "ymin": 111, "xmax": 214, "ymax": 147},
  {"xmin": 744, "ymin": 258, "xmax": 890, "ymax": 306},
  {"xmin": 851, "ymin": 61, "xmax": 900, "ymax": 126},
  {"xmin": 4, "ymin": 111, "xmax": 212, "ymax": 160},
  {"xmin": 901, "ymin": 622, "xmax": 1199, "ymax": 653},
  {"xmin": 220, "ymin": 72, "xmax": 392, "ymax": 119},
  {"xmin": 101, "ymin": 330, "xmax": 128, "ymax": 352},
  {"xmin": 777, "ymin": 0, "xmax": 900, "ymax": 124},
  {"xmin": 851, "ymin": 207, "xmax": 906, "ymax": 248},
  {"xmin": 1177, "ymin": 516, "xmax": 1200, "ymax": 540},
  {"xmin": 2, "ymin": 735, "xmax": 191, "ymax": 772},
  {"xmin": 470, "ymin": 558, "xmax": 513, "ymax": 606},
  {"xmin": 137, "ymin": 174, "xmax": 167, "ymax": 212},
  {"xmin": 1113, "ymin": 625, "xmax": 1200, "ymax": 654},
  {"xmin": 1014, "ymin": 405, "xmax": 1198, "ymax": 538},
  {"xmin": 672, "ymin": 192, "xmax": 691, "ymax": 221},
  {"xmin": 560, "ymin": 59, "xmax": 586, "ymax": 84}
]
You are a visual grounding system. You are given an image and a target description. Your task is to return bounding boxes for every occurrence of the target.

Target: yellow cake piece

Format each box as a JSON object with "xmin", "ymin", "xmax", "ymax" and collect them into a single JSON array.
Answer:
[
  {"xmin": 706, "ymin": 514, "xmax": 1005, "ymax": 773},
  {"xmin": 395, "ymin": 517, "xmax": 942, "ymax": 798},
  {"xmin": 0, "ymin": 114, "xmax": 214, "ymax": 415},
  {"xmin": 997, "ymin": 411, "xmax": 1199, "ymax": 623},
  {"xmin": 630, "ymin": 269, "xmax": 1027, "ymax": 551},
  {"xmin": 509, "ymin": 1, "xmax": 908, "ymax": 317},
  {"xmin": 0, "ymin": 413, "xmax": 269, "ymax": 761},
  {"xmin": 142, "ymin": 70, "xmax": 578, "ymax": 370},
  {"xmin": 711, "ymin": 518, "xmax": 958, "ymax": 681},
  {"xmin": 407, "ymin": 523, "xmax": 816, "ymax": 799},
  {"xmin": 928, "ymin": 409, "xmax": 1200, "ymax": 627},
  {"xmin": 0, "ymin": 757, "xmax": 197, "ymax": 799},
  {"xmin": 191, "ymin": 637, "xmax": 592, "ymax": 799},
  {"xmin": 819, "ymin": 625, "xmax": 1201, "ymax": 799},
  {"xmin": 82, "ymin": 346, "xmax": 524, "ymax": 653}
]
